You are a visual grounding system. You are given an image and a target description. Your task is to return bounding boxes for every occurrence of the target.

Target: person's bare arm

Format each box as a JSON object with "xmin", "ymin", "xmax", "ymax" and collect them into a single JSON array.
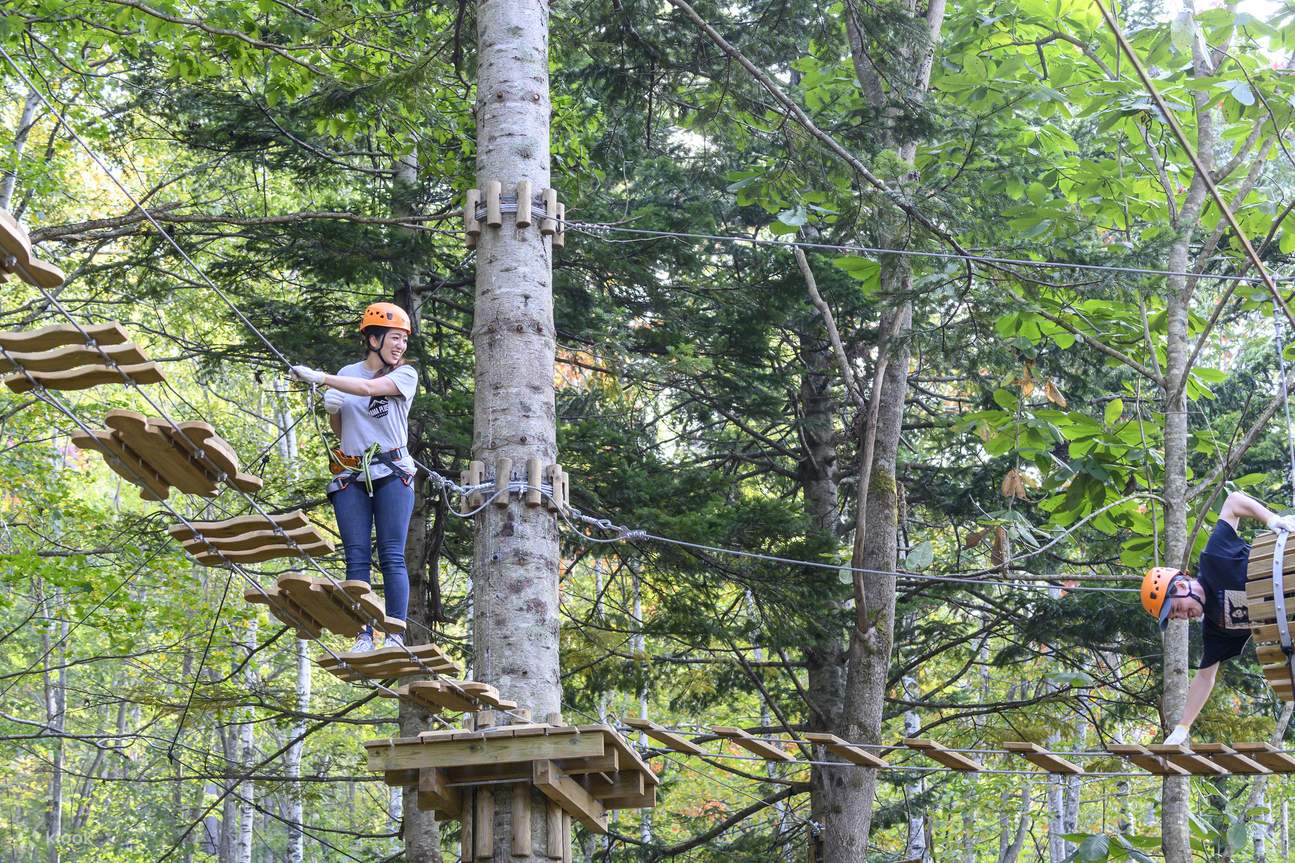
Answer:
[
  {"xmin": 1219, "ymin": 491, "xmax": 1279, "ymax": 531},
  {"xmin": 329, "ymin": 413, "xmax": 342, "ymax": 436}
]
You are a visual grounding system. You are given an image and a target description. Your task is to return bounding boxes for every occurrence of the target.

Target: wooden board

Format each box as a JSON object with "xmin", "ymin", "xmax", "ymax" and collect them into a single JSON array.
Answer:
[
  {"xmin": 1192, "ymin": 743, "xmax": 1270, "ymax": 775},
  {"xmin": 18, "ymin": 257, "xmax": 64, "ymax": 289},
  {"xmin": 318, "ymin": 641, "xmax": 461, "ymax": 680},
  {"xmin": 415, "ymin": 768, "xmax": 461, "ymax": 818},
  {"xmin": 623, "ymin": 717, "xmax": 706, "ymax": 756},
  {"xmin": 106, "ymin": 411, "xmax": 224, "ymax": 495},
  {"xmin": 0, "ymin": 342, "xmax": 150, "ymax": 374},
  {"xmin": 180, "ymin": 526, "xmax": 328, "ymax": 556},
  {"xmin": 168, "ymin": 510, "xmax": 311, "ymax": 542},
  {"xmin": 1002, "ymin": 741, "xmax": 1084, "ymax": 775},
  {"xmin": 1108, "ymin": 745, "xmax": 1189, "ymax": 776},
  {"xmin": 70, "ymin": 428, "xmax": 172, "ymax": 500},
  {"xmin": 804, "ymin": 732, "xmax": 889, "ymax": 768},
  {"xmin": 1146, "ymin": 745, "xmax": 1227, "ymax": 776},
  {"xmin": 243, "ymin": 586, "xmax": 323, "ymax": 639},
  {"xmin": 0, "ymin": 322, "xmax": 129, "ymax": 354},
  {"xmin": 903, "ymin": 738, "xmax": 982, "ymax": 771},
  {"xmin": 5, "ymin": 361, "xmax": 164, "ymax": 393},
  {"xmin": 243, "ymin": 574, "xmax": 405, "ymax": 640},
  {"xmin": 711, "ymin": 726, "xmax": 795, "ymax": 762},
  {"xmin": 365, "ymin": 729, "xmax": 607, "ymax": 773},
  {"xmin": 0, "ymin": 210, "xmax": 31, "ymax": 268},
  {"xmin": 398, "ymin": 680, "xmax": 517, "ymax": 714},
  {"xmin": 1231, "ymin": 743, "xmax": 1295, "ymax": 773},
  {"xmin": 533, "ymin": 760, "xmax": 608, "ymax": 834},
  {"xmin": 191, "ymin": 541, "xmax": 333, "ymax": 567}
]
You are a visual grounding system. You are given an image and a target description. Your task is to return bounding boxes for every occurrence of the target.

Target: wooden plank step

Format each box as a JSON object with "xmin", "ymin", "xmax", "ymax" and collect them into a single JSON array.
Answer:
[
  {"xmin": 0, "ymin": 342, "xmax": 150, "ymax": 374},
  {"xmin": 243, "ymin": 585, "xmax": 323, "ymax": 639},
  {"xmin": 0, "ymin": 210, "xmax": 32, "ymax": 269},
  {"xmin": 319, "ymin": 642, "xmax": 461, "ymax": 681},
  {"xmin": 0, "ymin": 322, "xmax": 129, "ymax": 354},
  {"xmin": 168, "ymin": 510, "xmax": 311, "ymax": 542},
  {"xmin": 245, "ymin": 574, "xmax": 407, "ymax": 640},
  {"xmin": 18, "ymin": 257, "xmax": 64, "ymax": 289},
  {"xmin": 711, "ymin": 726, "xmax": 795, "ymax": 762},
  {"xmin": 1231, "ymin": 743, "xmax": 1295, "ymax": 773},
  {"xmin": 1146, "ymin": 745, "xmax": 1227, "ymax": 775},
  {"xmin": 70, "ymin": 428, "xmax": 172, "ymax": 500},
  {"xmin": 1193, "ymin": 744, "xmax": 1271, "ymax": 774},
  {"xmin": 191, "ymin": 541, "xmax": 333, "ymax": 567},
  {"xmin": 591, "ymin": 724, "xmax": 658, "ymax": 784},
  {"xmin": 180, "ymin": 526, "xmax": 328, "ymax": 556},
  {"xmin": 397, "ymin": 680, "xmax": 517, "ymax": 714},
  {"xmin": 5, "ymin": 361, "xmax": 164, "ymax": 393},
  {"xmin": 623, "ymin": 717, "xmax": 706, "ymax": 756},
  {"xmin": 1108, "ymin": 744, "xmax": 1189, "ymax": 775},
  {"xmin": 804, "ymin": 732, "xmax": 889, "ymax": 768},
  {"xmin": 903, "ymin": 738, "xmax": 982, "ymax": 771},
  {"xmin": 1002, "ymin": 741, "xmax": 1083, "ymax": 774},
  {"xmin": 105, "ymin": 412, "xmax": 225, "ymax": 496}
]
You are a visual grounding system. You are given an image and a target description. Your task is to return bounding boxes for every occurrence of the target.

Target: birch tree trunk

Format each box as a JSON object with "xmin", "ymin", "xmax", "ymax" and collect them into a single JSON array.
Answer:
[
  {"xmin": 471, "ymin": 0, "xmax": 558, "ymax": 858},
  {"xmin": 1, "ymin": 90, "xmax": 39, "ymax": 211},
  {"xmin": 235, "ymin": 618, "xmax": 257, "ymax": 863},
  {"xmin": 39, "ymin": 581, "xmax": 67, "ymax": 863}
]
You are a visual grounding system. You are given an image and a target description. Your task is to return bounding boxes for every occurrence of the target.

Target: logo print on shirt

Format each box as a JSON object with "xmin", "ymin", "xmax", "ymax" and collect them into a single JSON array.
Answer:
[
  {"xmin": 1223, "ymin": 590, "xmax": 1250, "ymax": 630},
  {"xmin": 367, "ymin": 396, "xmax": 389, "ymax": 419}
]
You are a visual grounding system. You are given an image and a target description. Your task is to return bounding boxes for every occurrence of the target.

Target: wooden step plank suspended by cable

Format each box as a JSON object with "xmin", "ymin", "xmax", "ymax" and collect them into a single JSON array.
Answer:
[
  {"xmin": 1146, "ymin": 745, "xmax": 1228, "ymax": 776},
  {"xmin": 711, "ymin": 726, "xmax": 795, "ymax": 762},
  {"xmin": 318, "ymin": 641, "xmax": 461, "ymax": 682},
  {"xmin": 0, "ymin": 322, "xmax": 162, "ymax": 393},
  {"xmin": 1245, "ymin": 531, "xmax": 1295, "ymax": 702},
  {"xmin": 0, "ymin": 210, "xmax": 65, "ymax": 289},
  {"xmin": 1001, "ymin": 742, "xmax": 1084, "ymax": 775},
  {"xmin": 169, "ymin": 510, "xmax": 332, "ymax": 567},
  {"xmin": 94, "ymin": 410, "xmax": 263, "ymax": 499},
  {"xmin": 623, "ymin": 718, "xmax": 706, "ymax": 756},
  {"xmin": 803, "ymin": 732, "xmax": 890, "ymax": 768},
  {"xmin": 1192, "ymin": 744, "xmax": 1271, "ymax": 775},
  {"xmin": 389, "ymin": 679, "xmax": 517, "ymax": 715},
  {"xmin": 1230, "ymin": 743, "xmax": 1295, "ymax": 773},
  {"xmin": 1108, "ymin": 744, "xmax": 1190, "ymax": 776},
  {"xmin": 903, "ymin": 738, "xmax": 982, "ymax": 771}
]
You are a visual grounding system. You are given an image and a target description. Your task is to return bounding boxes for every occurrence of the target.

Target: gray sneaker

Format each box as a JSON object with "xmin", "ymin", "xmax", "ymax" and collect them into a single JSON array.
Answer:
[
  {"xmin": 350, "ymin": 632, "xmax": 374, "ymax": 654},
  {"xmin": 386, "ymin": 631, "xmax": 405, "ymax": 650}
]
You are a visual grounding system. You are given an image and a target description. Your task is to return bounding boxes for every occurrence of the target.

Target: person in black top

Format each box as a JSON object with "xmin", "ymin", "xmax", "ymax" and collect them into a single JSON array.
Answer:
[{"xmin": 1140, "ymin": 491, "xmax": 1295, "ymax": 744}]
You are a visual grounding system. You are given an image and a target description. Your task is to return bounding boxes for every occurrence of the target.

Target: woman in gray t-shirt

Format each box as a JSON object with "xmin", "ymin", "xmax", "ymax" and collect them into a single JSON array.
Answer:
[{"xmin": 291, "ymin": 302, "xmax": 418, "ymax": 653}]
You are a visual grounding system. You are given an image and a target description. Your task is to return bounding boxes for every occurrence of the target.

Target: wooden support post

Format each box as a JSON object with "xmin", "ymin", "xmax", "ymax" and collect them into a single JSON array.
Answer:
[
  {"xmin": 495, "ymin": 457, "xmax": 512, "ymax": 507},
  {"xmin": 562, "ymin": 812, "xmax": 572, "ymax": 863},
  {"xmin": 1002, "ymin": 742, "xmax": 1083, "ymax": 775},
  {"xmin": 460, "ymin": 796, "xmax": 473, "ymax": 863},
  {"xmin": 485, "ymin": 181, "xmax": 503, "ymax": 228},
  {"xmin": 545, "ymin": 465, "xmax": 563, "ymax": 512},
  {"xmin": 903, "ymin": 738, "xmax": 982, "ymax": 771},
  {"xmin": 465, "ymin": 189, "xmax": 482, "ymax": 248},
  {"xmin": 803, "ymin": 732, "xmax": 888, "ymax": 768},
  {"xmin": 417, "ymin": 768, "xmax": 461, "ymax": 817},
  {"xmin": 516, "ymin": 180, "xmax": 533, "ymax": 228},
  {"xmin": 467, "ymin": 460, "xmax": 486, "ymax": 509},
  {"xmin": 711, "ymin": 726, "xmax": 794, "ymax": 762},
  {"xmin": 525, "ymin": 457, "xmax": 544, "ymax": 506},
  {"xmin": 553, "ymin": 203, "xmax": 566, "ymax": 250},
  {"xmin": 533, "ymin": 759, "xmax": 608, "ymax": 834},
  {"xmin": 558, "ymin": 467, "xmax": 569, "ymax": 511},
  {"xmin": 511, "ymin": 783, "xmax": 532, "ymax": 856},
  {"xmin": 474, "ymin": 789, "xmax": 494, "ymax": 858},
  {"xmin": 545, "ymin": 801, "xmax": 563, "ymax": 859},
  {"xmin": 541, "ymin": 189, "xmax": 558, "ymax": 235}
]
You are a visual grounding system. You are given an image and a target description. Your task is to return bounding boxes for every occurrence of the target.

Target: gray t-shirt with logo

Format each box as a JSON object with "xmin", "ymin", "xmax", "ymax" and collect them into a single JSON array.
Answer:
[{"xmin": 333, "ymin": 361, "xmax": 418, "ymax": 482}]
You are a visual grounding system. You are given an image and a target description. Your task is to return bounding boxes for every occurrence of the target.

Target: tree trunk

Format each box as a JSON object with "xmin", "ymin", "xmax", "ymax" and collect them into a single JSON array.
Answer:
[
  {"xmin": 235, "ymin": 619, "xmax": 257, "ymax": 863},
  {"xmin": 823, "ymin": 299, "xmax": 912, "ymax": 859},
  {"xmin": 471, "ymin": 0, "xmax": 557, "ymax": 858},
  {"xmin": 40, "ymin": 582, "xmax": 67, "ymax": 863},
  {"xmin": 1, "ymin": 90, "xmax": 39, "ymax": 212}
]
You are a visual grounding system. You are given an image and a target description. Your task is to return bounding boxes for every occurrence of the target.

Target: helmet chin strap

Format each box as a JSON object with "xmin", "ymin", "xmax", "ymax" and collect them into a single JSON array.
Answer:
[{"xmin": 365, "ymin": 330, "xmax": 395, "ymax": 372}]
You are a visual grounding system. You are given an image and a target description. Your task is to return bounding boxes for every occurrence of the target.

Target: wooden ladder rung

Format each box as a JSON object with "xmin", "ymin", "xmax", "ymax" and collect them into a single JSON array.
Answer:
[
  {"xmin": 711, "ymin": 726, "xmax": 795, "ymax": 762},
  {"xmin": 1002, "ymin": 741, "xmax": 1083, "ymax": 774},
  {"xmin": 623, "ymin": 718, "xmax": 705, "ymax": 755},
  {"xmin": 903, "ymin": 738, "xmax": 982, "ymax": 771},
  {"xmin": 804, "ymin": 732, "xmax": 888, "ymax": 768}
]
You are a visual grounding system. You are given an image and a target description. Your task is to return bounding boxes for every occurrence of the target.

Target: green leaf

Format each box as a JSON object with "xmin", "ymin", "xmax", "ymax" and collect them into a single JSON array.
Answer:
[
  {"xmin": 904, "ymin": 540, "xmax": 933, "ymax": 571},
  {"xmin": 776, "ymin": 206, "xmax": 808, "ymax": 227},
  {"xmin": 1226, "ymin": 819, "xmax": 1248, "ymax": 852},
  {"xmin": 993, "ymin": 389, "xmax": 1019, "ymax": 411},
  {"xmin": 1076, "ymin": 834, "xmax": 1111, "ymax": 862},
  {"xmin": 1104, "ymin": 398, "xmax": 1124, "ymax": 426},
  {"xmin": 1226, "ymin": 80, "xmax": 1256, "ymax": 107}
]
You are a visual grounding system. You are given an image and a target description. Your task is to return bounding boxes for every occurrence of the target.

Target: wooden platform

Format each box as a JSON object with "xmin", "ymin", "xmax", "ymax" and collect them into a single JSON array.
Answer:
[
  {"xmin": 0, "ymin": 210, "xmax": 65, "ymax": 289},
  {"xmin": 73, "ymin": 409, "xmax": 262, "ymax": 501},
  {"xmin": 319, "ymin": 642, "xmax": 461, "ymax": 681},
  {"xmin": 0, "ymin": 322, "xmax": 162, "ymax": 393},
  {"xmin": 170, "ymin": 511, "xmax": 330, "ymax": 567},
  {"xmin": 243, "ymin": 573, "xmax": 398, "ymax": 639},
  {"xmin": 1246, "ymin": 532, "xmax": 1295, "ymax": 701},
  {"xmin": 365, "ymin": 723, "xmax": 659, "ymax": 835}
]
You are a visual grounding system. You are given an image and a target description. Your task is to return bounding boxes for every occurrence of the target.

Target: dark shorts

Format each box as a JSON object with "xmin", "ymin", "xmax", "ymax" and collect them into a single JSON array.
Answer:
[{"xmin": 1197, "ymin": 632, "xmax": 1250, "ymax": 669}]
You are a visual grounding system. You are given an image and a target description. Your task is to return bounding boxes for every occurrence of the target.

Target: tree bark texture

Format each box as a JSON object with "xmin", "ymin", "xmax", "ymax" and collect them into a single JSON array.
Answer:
[
  {"xmin": 822, "ymin": 300, "xmax": 912, "ymax": 859},
  {"xmin": 472, "ymin": 0, "xmax": 559, "ymax": 859}
]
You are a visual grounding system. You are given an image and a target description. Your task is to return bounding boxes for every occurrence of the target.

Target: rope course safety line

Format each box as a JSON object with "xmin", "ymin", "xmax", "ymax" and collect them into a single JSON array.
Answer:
[{"xmin": 563, "ymin": 220, "xmax": 1295, "ymax": 287}]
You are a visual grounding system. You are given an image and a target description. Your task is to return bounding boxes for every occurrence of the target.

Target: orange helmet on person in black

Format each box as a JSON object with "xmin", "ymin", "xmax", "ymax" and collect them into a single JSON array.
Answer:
[
  {"xmin": 359, "ymin": 302, "xmax": 412, "ymax": 335},
  {"xmin": 1142, "ymin": 566, "xmax": 1189, "ymax": 630}
]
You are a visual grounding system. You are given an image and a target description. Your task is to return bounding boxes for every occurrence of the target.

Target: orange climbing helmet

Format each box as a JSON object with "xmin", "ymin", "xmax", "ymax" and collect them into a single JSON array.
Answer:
[
  {"xmin": 1142, "ymin": 566, "xmax": 1188, "ymax": 630},
  {"xmin": 359, "ymin": 302, "xmax": 412, "ymax": 335}
]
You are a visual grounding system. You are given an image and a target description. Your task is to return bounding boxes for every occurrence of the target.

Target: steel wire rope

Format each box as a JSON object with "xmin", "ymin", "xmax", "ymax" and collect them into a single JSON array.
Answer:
[{"xmin": 563, "ymin": 219, "xmax": 1295, "ymax": 286}]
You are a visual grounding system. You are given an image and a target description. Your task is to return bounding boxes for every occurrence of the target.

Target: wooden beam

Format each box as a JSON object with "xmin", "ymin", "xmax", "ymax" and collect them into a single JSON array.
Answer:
[
  {"xmin": 474, "ymin": 789, "xmax": 493, "ymax": 859},
  {"xmin": 532, "ymin": 760, "xmax": 608, "ymax": 835},
  {"xmin": 711, "ymin": 726, "xmax": 795, "ymax": 762},
  {"xmin": 511, "ymin": 783, "xmax": 532, "ymax": 856},
  {"xmin": 365, "ymin": 731, "xmax": 605, "ymax": 773},
  {"xmin": 1002, "ymin": 742, "xmax": 1084, "ymax": 775},
  {"xmin": 1232, "ymin": 743, "xmax": 1295, "ymax": 773},
  {"xmin": 1146, "ymin": 745, "xmax": 1228, "ymax": 776},
  {"xmin": 903, "ymin": 738, "xmax": 982, "ymax": 771},
  {"xmin": 416, "ymin": 768, "xmax": 461, "ymax": 817},
  {"xmin": 1108, "ymin": 745, "xmax": 1189, "ymax": 776},
  {"xmin": 804, "ymin": 732, "xmax": 889, "ymax": 768},
  {"xmin": 1192, "ymin": 744, "xmax": 1271, "ymax": 775},
  {"xmin": 624, "ymin": 718, "xmax": 705, "ymax": 755}
]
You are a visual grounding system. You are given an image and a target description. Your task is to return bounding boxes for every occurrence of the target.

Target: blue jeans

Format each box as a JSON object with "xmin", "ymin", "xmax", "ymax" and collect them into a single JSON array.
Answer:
[{"xmin": 330, "ymin": 474, "xmax": 413, "ymax": 631}]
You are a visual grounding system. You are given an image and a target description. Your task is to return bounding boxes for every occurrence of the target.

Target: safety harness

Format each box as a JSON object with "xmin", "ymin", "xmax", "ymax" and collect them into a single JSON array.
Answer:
[{"xmin": 329, "ymin": 442, "xmax": 412, "ymax": 495}]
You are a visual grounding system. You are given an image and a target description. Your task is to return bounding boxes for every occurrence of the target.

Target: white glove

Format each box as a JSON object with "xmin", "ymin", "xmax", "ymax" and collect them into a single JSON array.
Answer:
[
  {"xmin": 1163, "ymin": 725, "xmax": 1189, "ymax": 746},
  {"xmin": 1268, "ymin": 514, "xmax": 1295, "ymax": 533},
  {"xmin": 322, "ymin": 388, "xmax": 346, "ymax": 415},
  {"xmin": 290, "ymin": 365, "xmax": 326, "ymax": 385}
]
